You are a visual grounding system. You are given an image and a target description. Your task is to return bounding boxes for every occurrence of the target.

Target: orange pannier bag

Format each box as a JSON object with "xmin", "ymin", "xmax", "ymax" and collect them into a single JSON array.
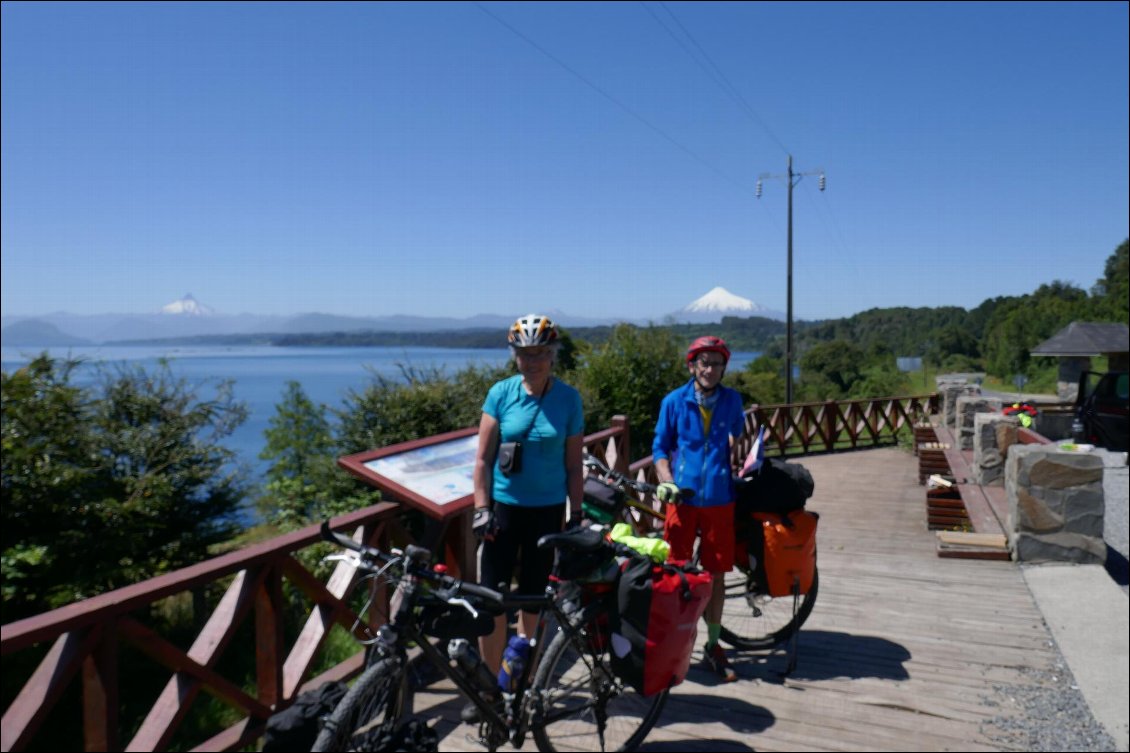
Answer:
[{"xmin": 752, "ymin": 510, "xmax": 818, "ymax": 596}]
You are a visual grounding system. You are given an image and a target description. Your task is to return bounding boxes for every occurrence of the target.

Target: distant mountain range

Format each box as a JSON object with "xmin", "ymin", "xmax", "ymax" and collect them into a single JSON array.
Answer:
[{"xmin": 1, "ymin": 289, "xmax": 783, "ymax": 347}]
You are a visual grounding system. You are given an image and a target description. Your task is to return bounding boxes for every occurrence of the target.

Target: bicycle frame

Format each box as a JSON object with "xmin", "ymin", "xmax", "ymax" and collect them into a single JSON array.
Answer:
[
  {"xmin": 317, "ymin": 519, "xmax": 668, "ymax": 752},
  {"xmin": 367, "ymin": 572, "xmax": 595, "ymax": 750}
]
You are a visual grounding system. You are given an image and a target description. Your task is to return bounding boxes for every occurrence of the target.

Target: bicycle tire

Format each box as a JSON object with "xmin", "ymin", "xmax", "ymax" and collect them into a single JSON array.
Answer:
[
  {"xmin": 311, "ymin": 657, "xmax": 413, "ymax": 752},
  {"xmin": 531, "ymin": 627, "xmax": 667, "ymax": 752},
  {"xmin": 719, "ymin": 566, "xmax": 818, "ymax": 650}
]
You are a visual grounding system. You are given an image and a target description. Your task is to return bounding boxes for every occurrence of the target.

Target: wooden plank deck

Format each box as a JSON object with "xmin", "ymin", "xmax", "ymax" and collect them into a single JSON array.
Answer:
[
  {"xmin": 930, "ymin": 423, "xmax": 1010, "ymax": 538},
  {"xmin": 417, "ymin": 447, "xmax": 1062, "ymax": 751}
]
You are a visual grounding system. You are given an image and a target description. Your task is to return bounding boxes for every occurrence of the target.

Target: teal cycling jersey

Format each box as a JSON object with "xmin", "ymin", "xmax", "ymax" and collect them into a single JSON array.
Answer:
[{"xmin": 483, "ymin": 375, "xmax": 584, "ymax": 507}]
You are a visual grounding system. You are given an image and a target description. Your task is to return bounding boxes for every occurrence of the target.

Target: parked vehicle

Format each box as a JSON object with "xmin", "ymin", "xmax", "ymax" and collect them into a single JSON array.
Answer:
[{"xmin": 1072, "ymin": 371, "xmax": 1129, "ymax": 451}]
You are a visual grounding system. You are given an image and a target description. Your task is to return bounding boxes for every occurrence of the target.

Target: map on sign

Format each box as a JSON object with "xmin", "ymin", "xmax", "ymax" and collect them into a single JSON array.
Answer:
[{"xmin": 363, "ymin": 434, "xmax": 478, "ymax": 505}]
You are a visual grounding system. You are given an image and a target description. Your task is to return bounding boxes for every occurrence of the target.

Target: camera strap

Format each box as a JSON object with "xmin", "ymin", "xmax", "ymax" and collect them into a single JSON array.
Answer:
[
  {"xmin": 502, "ymin": 378, "xmax": 549, "ymax": 449},
  {"xmin": 517, "ymin": 378, "xmax": 550, "ymax": 441}
]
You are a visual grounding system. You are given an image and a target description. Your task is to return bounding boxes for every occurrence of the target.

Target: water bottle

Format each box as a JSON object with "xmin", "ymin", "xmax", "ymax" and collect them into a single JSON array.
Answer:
[
  {"xmin": 448, "ymin": 638, "xmax": 497, "ymax": 693},
  {"xmin": 496, "ymin": 635, "xmax": 531, "ymax": 692}
]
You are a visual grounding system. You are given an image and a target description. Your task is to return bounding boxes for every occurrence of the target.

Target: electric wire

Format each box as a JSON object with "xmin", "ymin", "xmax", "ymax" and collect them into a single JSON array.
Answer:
[
  {"xmin": 651, "ymin": 1, "xmax": 791, "ymax": 157},
  {"xmin": 473, "ymin": 1, "xmax": 755, "ymax": 197}
]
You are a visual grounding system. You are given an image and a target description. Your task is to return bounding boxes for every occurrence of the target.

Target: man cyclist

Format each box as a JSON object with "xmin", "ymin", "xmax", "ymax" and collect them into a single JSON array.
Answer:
[{"xmin": 652, "ymin": 335, "xmax": 744, "ymax": 682}]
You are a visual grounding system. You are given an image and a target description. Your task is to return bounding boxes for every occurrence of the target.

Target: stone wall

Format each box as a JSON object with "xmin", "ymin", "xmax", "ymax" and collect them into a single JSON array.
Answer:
[
  {"xmin": 940, "ymin": 382, "xmax": 981, "ymax": 429},
  {"xmin": 1055, "ymin": 356, "xmax": 1091, "ymax": 402},
  {"xmin": 973, "ymin": 412, "xmax": 1018, "ymax": 485},
  {"xmin": 955, "ymin": 395, "xmax": 1003, "ymax": 450},
  {"xmin": 1005, "ymin": 445, "xmax": 1106, "ymax": 564}
]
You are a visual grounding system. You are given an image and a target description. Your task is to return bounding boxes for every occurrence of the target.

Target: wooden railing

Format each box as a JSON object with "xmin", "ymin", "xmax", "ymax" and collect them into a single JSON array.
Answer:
[
  {"xmin": 1, "ymin": 505, "xmax": 400, "ymax": 752},
  {"xmin": 0, "ymin": 419, "xmax": 632, "ymax": 753}
]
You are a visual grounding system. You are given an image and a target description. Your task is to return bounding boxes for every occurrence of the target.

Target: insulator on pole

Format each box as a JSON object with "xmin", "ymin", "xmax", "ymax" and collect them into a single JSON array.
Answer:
[{"xmin": 818, "ymin": 173, "xmax": 826, "ymax": 191}]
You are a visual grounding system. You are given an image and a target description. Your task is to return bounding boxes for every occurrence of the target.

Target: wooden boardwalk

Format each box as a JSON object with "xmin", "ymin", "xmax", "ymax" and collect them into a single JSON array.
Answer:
[{"xmin": 418, "ymin": 447, "xmax": 1060, "ymax": 751}]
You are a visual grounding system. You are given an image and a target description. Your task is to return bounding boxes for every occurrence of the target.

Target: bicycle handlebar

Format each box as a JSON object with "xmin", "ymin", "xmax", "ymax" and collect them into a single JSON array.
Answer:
[
  {"xmin": 582, "ymin": 453, "xmax": 694, "ymax": 501},
  {"xmin": 320, "ymin": 521, "xmax": 505, "ymax": 605}
]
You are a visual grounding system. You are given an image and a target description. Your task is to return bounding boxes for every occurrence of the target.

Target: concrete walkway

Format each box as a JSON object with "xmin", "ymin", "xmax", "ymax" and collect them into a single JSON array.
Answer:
[{"xmin": 1023, "ymin": 564, "xmax": 1129, "ymax": 750}]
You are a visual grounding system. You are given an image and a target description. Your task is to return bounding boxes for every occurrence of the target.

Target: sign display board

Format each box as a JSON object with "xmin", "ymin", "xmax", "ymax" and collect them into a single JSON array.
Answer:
[{"xmin": 338, "ymin": 427, "xmax": 479, "ymax": 521}]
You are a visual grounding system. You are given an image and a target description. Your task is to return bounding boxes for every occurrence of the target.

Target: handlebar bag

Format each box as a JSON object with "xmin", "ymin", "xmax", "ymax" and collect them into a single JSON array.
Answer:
[
  {"xmin": 582, "ymin": 476, "xmax": 626, "ymax": 524},
  {"xmin": 738, "ymin": 510, "xmax": 818, "ymax": 597},
  {"xmin": 418, "ymin": 595, "xmax": 499, "ymax": 640},
  {"xmin": 609, "ymin": 558, "xmax": 711, "ymax": 696}
]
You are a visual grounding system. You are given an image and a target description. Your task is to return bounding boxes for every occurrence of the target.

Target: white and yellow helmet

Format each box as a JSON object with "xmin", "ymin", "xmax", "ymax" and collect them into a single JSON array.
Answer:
[{"xmin": 508, "ymin": 314, "xmax": 559, "ymax": 347}]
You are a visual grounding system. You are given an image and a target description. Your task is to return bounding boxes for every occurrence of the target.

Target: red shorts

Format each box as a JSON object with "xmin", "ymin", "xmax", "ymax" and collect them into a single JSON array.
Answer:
[{"xmin": 664, "ymin": 502, "xmax": 734, "ymax": 574}]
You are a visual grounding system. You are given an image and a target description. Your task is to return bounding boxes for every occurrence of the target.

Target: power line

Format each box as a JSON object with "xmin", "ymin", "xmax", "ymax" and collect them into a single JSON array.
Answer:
[
  {"xmin": 651, "ymin": 1, "xmax": 791, "ymax": 156},
  {"xmin": 757, "ymin": 155, "xmax": 826, "ymax": 404},
  {"xmin": 473, "ymin": 2, "xmax": 755, "ymax": 196}
]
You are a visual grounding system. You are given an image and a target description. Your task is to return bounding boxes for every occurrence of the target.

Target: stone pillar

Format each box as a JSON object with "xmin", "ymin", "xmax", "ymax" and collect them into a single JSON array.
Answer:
[
  {"xmin": 955, "ymin": 395, "xmax": 1002, "ymax": 450},
  {"xmin": 940, "ymin": 382, "xmax": 980, "ymax": 429},
  {"xmin": 1056, "ymin": 356, "xmax": 1091, "ymax": 402},
  {"xmin": 973, "ymin": 412, "xmax": 1018, "ymax": 485},
  {"xmin": 1005, "ymin": 445, "xmax": 1106, "ymax": 564}
]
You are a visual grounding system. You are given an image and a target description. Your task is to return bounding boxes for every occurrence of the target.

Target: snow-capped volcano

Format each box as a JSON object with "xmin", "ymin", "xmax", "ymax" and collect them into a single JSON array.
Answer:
[
  {"xmin": 160, "ymin": 293, "xmax": 215, "ymax": 316},
  {"xmin": 670, "ymin": 287, "xmax": 784, "ymax": 323}
]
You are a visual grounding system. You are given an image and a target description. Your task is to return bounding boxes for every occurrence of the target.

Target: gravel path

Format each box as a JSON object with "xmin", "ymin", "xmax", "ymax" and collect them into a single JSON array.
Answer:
[
  {"xmin": 979, "ymin": 450, "xmax": 1128, "ymax": 751},
  {"xmin": 981, "ymin": 664, "xmax": 1120, "ymax": 751},
  {"xmin": 987, "ymin": 451, "xmax": 1130, "ymax": 752}
]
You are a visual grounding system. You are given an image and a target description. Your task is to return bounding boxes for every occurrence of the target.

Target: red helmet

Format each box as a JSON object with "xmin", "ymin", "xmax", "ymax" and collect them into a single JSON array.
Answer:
[{"xmin": 686, "ymin": 335, "xmax": 731, "ymax": 364}]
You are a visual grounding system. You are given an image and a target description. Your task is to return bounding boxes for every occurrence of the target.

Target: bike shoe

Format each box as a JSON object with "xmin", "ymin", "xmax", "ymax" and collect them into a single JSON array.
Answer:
[{"xmin": 703, "ymin": 642, "xmax": 737, "ymax": 683}]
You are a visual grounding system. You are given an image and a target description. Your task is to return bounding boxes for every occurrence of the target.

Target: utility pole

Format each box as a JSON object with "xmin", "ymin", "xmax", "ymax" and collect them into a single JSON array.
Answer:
[{"xmin": 757, "ymin": 155, "xmax": 825, "ymax": 404}]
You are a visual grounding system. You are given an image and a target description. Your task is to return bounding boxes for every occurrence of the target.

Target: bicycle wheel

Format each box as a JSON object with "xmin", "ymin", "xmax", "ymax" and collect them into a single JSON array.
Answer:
[
  {"xmin": 719, "ymin": 566, "xmax": 818, "ymax": 650},
  {"xmin": 311, "ymin": 657, "xmax": 413, "ymax": 752},
  {"xmin": 531, "ymin": 628, "xmax": 668, "ymax": 752}
]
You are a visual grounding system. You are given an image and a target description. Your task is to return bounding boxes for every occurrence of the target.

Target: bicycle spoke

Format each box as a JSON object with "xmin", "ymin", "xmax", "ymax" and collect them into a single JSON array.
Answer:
[
  {"xmin": 531, "ymin": 631, "xmax": 667, "ymax": 752},
  {"xmin": 719, "ymin": 567, "xmax": 818, "ymax": 650}
]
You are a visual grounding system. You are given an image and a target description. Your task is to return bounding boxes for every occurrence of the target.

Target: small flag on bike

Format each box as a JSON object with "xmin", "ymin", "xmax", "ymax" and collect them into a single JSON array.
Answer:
[{"xmin": 740, "ymin": 425, "xmax": 766, "ymax": 477}]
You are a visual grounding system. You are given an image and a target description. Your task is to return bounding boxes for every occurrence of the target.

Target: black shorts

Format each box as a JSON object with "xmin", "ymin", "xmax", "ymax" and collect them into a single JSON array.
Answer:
[{"xmin": 478, "ymin": 502, "xmax": 565, "ymax": 610}]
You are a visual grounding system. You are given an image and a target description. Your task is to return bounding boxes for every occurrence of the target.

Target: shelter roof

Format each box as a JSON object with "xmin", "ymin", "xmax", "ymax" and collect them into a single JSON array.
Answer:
[{"xmin": 1031, "ymin": 321, "xmax": 1129, "ymax": 357}]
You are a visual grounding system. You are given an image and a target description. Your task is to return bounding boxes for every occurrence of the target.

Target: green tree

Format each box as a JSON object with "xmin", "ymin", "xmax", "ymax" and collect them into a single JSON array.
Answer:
[
  {"xmin": 2, "ymin": 355, "xmax": 248, "ymax": 619},
  {"xmin": 799, "ymin": 340, "xmax": 868, "ymax": 396},
  {"xmin": 1092, "ymin": 238, "xmax": 1129, "ymax": 323},
  {"xmin": 981, "ymin": 281, "xmax": 1089, "ymax": 378},
  {"xmin": 572, "ymin": 325, "xmax": 686, "ymax": 459},
  {"xmin": 336, "ymin": 363, "xmax": 511, "ymax": 454},
  {"xmin": 730, "ymin": 355, "xmax": 786, "ymax": 405},
  {"xmin": 256, "ymin": 381, "xmax": 381, "ymax": 529},
  {"xmin": 854, "ymin": 363, "xmax": 910, "ymax": 399}
]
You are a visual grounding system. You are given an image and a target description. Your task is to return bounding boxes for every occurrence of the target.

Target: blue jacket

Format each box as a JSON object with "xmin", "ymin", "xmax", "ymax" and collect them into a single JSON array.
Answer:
[{"xmin": 652, "ymin": 379, "xmax": 745, "ymax": 507}]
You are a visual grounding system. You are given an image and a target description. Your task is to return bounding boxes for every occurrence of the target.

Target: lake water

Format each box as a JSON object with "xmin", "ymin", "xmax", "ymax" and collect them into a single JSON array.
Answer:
[
  {"xmin": 2, "ymin": 344, "xmax": 760, "ymax": 520},
  {"xmin": 1, "ymin": 344, "xmax": 514, "ymax": 478}
]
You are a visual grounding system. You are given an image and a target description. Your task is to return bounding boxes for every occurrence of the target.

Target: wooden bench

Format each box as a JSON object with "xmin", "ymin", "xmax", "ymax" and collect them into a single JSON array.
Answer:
[{"xmin": 930, "ymin": 422, "xmax": 1011, "ymax": 560}]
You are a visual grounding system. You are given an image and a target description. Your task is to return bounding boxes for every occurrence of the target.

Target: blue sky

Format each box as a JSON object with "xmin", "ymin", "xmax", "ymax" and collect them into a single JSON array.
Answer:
[{"xmin": 2, "ymin": 1, "xmax": 1127, "ymax": 323}]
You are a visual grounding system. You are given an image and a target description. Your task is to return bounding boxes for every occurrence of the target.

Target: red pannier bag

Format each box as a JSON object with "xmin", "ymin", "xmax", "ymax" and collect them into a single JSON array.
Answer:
[
  {"xmin": 610, "ymin": 557, "xmax": 712, "ymax": 696},
  {"xmin": 752, "ymin": 509, "xmax": 818, "ymax": 596}
]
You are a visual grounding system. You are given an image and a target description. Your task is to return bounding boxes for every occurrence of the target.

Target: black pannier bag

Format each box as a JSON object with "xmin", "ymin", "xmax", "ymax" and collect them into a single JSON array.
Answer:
[
  {"xmin": 261, "ymin": 680, "xmax": 347, "ymax": 752},
  {"xmin": 581, "ymin": 476, "xmax": 626, "ymax": 524},
  {"xmin": 734, "ymin": 457, "xmax": 815, "ymax": 516}
]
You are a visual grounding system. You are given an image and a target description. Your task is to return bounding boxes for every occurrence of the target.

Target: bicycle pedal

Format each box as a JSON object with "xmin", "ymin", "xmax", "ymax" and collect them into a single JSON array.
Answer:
[{"xmin": 464, "ymin": 730, "xmax": 503, "ymax": 750}]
